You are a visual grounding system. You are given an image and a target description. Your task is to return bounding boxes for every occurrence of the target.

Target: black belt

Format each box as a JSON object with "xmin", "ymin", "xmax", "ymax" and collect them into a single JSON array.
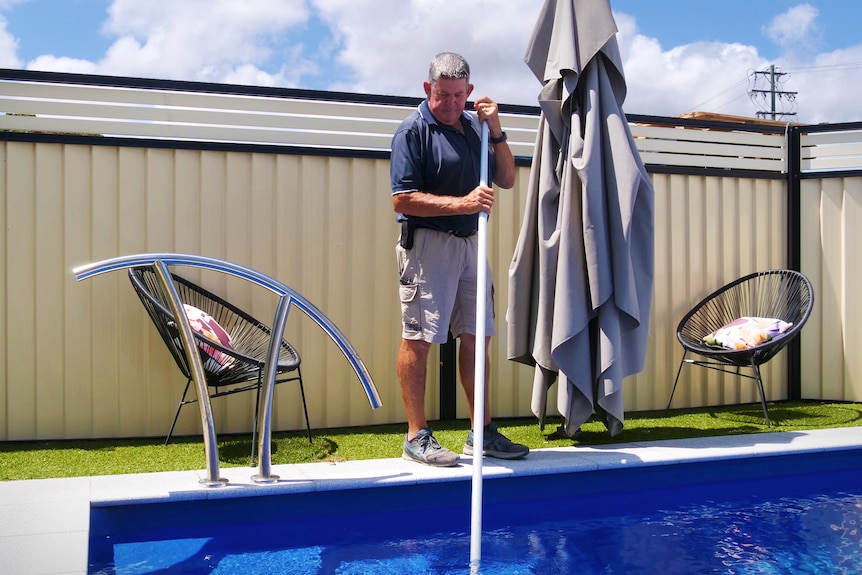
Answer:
[{"xmin": 402, "ymin": 224, "xmax": 475, "ymax": 248}]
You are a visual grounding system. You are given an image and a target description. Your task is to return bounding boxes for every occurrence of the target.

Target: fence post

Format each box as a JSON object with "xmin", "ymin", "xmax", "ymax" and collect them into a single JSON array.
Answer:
[{"xmin": 786, "ymin": 124, "xmax": 803, "ymax": 401}]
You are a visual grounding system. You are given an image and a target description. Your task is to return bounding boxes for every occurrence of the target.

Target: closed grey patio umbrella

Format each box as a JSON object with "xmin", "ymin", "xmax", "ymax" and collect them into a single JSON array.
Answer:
[{"xmin": 507, "ymin": 0, "xmax": 654, "ymax": 437}]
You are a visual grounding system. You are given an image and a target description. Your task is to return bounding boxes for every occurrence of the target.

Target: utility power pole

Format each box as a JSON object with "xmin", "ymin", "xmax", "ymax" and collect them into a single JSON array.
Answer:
[{"xmin": 749, "ymin": 65, "xmax": 798, "ymax": 121}]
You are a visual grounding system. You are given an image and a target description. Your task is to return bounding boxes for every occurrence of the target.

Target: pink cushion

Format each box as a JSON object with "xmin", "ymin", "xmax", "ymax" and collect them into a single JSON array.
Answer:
[
  {"xmin": 183, "ymin": 304, "xmax": 235, "ymax": 367},
  {"xmin": 703, "ymin": 316, "xmax": 792, "ymax": 350}
]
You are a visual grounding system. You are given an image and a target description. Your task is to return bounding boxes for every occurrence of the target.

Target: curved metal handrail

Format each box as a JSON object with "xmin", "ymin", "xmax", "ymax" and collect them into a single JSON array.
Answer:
[{"xmin": 74, "ymin": 253, "xmax": 382, "ymax": 485}]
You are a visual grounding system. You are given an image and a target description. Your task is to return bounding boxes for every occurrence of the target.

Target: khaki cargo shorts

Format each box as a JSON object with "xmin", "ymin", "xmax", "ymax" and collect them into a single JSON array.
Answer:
[{"xmin": 396, "ymin": 228, "xmax": 495, "ymax": 344}]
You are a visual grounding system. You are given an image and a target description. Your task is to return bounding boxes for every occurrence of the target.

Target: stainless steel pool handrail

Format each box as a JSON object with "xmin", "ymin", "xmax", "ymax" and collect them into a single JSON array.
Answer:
[
  {"xmin": 252, "ymin": 294, "xmax": 292, "ymax": 484},
  {"xmin": 152, "ymin": 260, "xmax": 227, "ymax": 487},
  {"xmin": 74, "ymin": 253, "xmax": 382, "ymax": 486}
]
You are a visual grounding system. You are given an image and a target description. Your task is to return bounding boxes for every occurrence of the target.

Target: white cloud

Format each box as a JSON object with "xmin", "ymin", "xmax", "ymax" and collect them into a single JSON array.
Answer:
[
  {"xmin": 777, "ymin": 45, "xmax": 862, "ymax": 124},
  {"xmin": 763, "ymin": 4, "xmax": 820, "ymax": 50},
  {"xmin": 623, "ymin": 38, "xmax": 766, "ymax": 117},
  {"xmin": 759, "ymin": 5, "xmax": 862, "ymax": 123},
  {"xmin": 26, "ymin": 54, "xmax": 96, "ymax": 74},
  {"xmin": 311, "ymin": 0, "xmax": 541, "ymax": 102},
  {"xmin": 0, "ymin": 15, "xmax": 21, "ymax": 68},
  {"xmin": 0, "ymin": 0, "xmax": 29, "ymax": 10},
  {"xmin": 612, "ymin": 10, "xmax": 768, "ymax": 118},
  {"xmin": 97, "ymin": 0, "xmax": 313, "ymax": 84}
]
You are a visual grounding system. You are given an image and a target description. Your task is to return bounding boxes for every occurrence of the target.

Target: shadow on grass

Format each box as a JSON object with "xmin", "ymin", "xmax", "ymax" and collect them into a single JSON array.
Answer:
[
  {"xmin": 0, "ymin": 436, "xmax": 181, "ymax": 454},
  {"xmin": 529, "ymin": 400, "xmax": 862, "ymax": 447},
  {"xmin": 709, "ymin": 403, "xmax": 862, "ymax": 428},
  {"xmin": 218, "ymin": 435, "xmax": 338, "ymax": 466}
]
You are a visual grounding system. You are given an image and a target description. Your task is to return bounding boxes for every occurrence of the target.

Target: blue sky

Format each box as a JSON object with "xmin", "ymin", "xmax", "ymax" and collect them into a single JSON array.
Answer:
[
  {"xmin": 7, "ymin": 0, "xmax": 110, "ymax": 62},
  {"xmin": 613, "ymin": 0, "xmax": 858, "ymax": 60},
  {"xmin": 1, "ymin": 0, "xmax": 861, "ymax": 123}
]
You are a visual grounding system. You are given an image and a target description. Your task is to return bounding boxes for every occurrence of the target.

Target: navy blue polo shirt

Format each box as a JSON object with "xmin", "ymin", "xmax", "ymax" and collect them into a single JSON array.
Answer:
[{"xmin": 390, "ymin": 100, "xmax": 496, "ymax": 235}]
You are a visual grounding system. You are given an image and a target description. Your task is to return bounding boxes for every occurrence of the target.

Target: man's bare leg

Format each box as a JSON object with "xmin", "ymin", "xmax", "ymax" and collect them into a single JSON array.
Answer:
[
  {"xmin": 458, "ymin": 333, "xmax": 529, "ymax": 459},
  {"xmin": 397, "ymin": 338, "xmax": 431, "ymax": 440},
  {"xmin": 457, "ymin": 334, "xmax": 492, "ymax": 428},
  {"xmin": 398, "ymin": 337, "xmax": 460, "ymax": 466}
]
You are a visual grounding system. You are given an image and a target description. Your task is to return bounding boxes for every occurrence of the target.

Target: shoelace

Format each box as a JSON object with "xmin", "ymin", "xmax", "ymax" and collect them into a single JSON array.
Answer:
[
  {"xmin": 415, "ymin": 432, "xmax": 441, "ymax": 451},
  {"xmin": 485, "ymin": 430, "xmax": 512, "ymax": 449}
]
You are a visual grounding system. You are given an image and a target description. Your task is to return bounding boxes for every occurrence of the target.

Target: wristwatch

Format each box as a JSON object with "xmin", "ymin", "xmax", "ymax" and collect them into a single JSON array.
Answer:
[{"xmin": 490, "ymin": 131, "xmax": 508, "ymax": 144}]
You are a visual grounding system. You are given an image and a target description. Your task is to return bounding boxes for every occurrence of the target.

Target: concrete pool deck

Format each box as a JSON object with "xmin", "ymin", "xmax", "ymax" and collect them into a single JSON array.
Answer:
[{"xmin": 2, "ymin": 426, "xmax": 861, "ymax": 575}]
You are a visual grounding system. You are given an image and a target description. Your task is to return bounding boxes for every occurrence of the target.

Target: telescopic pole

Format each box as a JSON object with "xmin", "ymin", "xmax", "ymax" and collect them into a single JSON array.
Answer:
[{"xmin": 469, "ymin": 120, "xmax": 490, "ymax": 573}]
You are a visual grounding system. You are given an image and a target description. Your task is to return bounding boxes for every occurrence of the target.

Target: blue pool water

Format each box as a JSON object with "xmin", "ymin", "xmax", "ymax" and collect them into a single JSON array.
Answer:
[{"xmin": 89, "ymin": 449, "xmax": 862, "ymax": 574}]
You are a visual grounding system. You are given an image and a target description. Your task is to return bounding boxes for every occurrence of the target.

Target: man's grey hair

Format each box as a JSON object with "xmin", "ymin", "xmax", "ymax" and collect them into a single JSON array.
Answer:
[{"xmin": 428, "ymin": 52, "xmax": 470, "ymax": 84}]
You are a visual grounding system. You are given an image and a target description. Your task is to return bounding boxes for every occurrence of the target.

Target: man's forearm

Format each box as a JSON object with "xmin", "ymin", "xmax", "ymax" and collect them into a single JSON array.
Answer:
[
  {"xmin": 392, "ymin": 191, "xmax": 471, "ymax": 217},
  {"xmin": 492, "ymin": 141, "xmax": 516, "ymax": 189}
]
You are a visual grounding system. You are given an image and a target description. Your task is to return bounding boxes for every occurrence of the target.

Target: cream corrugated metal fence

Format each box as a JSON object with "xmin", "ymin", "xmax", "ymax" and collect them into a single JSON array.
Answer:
[
  {"xmin": 799, "ymin": 176, "xmax": 862, "ymax": 403},
  {"xmin": 0, "ymin": 141, "xmax": 800, "ymax": 441}
]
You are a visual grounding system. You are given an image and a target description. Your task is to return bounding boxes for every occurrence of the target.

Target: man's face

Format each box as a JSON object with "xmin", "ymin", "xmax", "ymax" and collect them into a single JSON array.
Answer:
[{"xmin": 424, "ymin": 77, "xmax": 473, "ymax": 128}]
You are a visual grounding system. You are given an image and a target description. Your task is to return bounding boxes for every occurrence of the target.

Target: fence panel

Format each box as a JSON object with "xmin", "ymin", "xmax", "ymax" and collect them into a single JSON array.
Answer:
[{"xmin": 799, "ymin": 176, "xmax": 862, "ymax": 403}]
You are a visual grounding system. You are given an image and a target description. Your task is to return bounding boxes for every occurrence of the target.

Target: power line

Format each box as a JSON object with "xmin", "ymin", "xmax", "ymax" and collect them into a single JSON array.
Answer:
[
  {"xmin": 683, "ymin": 75, "xmax": 751, "ymax": 114},
  {"xmin": 748, "ymin": 65, "xmax": 797, "ymax": 121},
  {"xmin": 786, "ymin": 62, "xmax": 862, "ymax": 74}
]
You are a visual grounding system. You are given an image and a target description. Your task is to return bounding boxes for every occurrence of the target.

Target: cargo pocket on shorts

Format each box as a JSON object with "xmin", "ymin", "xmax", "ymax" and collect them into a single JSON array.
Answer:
[
  {"xmin": 399, "ymin": 282, "xmax": 418, "ymax": 303},
  {"xmin": 399, "ymin": 281, "xmax": 422, "ymax": 334}
]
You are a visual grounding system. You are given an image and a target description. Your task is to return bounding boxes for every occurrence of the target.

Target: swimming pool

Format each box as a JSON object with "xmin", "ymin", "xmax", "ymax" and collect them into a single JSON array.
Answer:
[{"xmin": 88, "ymin": 446, "xmax": 862, "ymax": 574}]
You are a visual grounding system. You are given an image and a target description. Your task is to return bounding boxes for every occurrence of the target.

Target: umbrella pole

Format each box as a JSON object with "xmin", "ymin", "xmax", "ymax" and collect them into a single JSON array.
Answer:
[{"xmin": 470, "ymin": 121, "xmax": 490, "ymax": 573}]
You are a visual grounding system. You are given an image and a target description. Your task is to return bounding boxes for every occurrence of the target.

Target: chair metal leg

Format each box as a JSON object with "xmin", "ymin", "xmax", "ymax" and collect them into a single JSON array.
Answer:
[
  {"xmin": 752, "ymin": 364, "xmax": 771, "ymax": 427},
  {"xmin": 665, "ymin": 351, "xmax": 688, "ymax": 416},
  {"xmin": 247, "ymin": 367, "xmax": 311, "ymax": 466},
  {"xmin": 249, "ymin": 377, "xmax": 262, "ymax": 466},
  {"xmin": 297, "ymin": 367, "xmax": 312, "ymax": 443},
  {"xmin": 165, "ymin": 378, "xmax": 193, "ymax": 445}
]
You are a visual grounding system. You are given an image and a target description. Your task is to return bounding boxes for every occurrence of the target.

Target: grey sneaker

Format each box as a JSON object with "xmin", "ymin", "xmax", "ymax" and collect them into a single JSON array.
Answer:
[
  {"xmin": 463, "ymin": 422, "xmax": 529, "ymax": 459},
  {"xmin": 403, "ymin": 428, "xmax": 459, "ymax": 467}
]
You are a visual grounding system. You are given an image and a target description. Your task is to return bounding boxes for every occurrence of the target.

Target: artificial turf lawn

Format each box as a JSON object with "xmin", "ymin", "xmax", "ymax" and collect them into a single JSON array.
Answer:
[{"xmin": 1, "ymin": 400, "xmax": 860, "ymax": 481}]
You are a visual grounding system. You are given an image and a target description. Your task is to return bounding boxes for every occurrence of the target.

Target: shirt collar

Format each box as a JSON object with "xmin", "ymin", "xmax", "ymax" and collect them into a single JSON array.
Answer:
[{"xmin": 419, "ymin": 100, "xmax": 478, "ymax": 134}]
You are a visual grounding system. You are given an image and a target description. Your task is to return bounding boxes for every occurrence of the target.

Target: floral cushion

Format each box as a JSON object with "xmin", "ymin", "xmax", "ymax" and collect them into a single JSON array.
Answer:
[
  {"xmin": 183, "ymin": 304, "xmax": 235, "ymax": 367},
  {"xmin": 703, "ymin": 316, "xmax": 793, "ymax": 350}
]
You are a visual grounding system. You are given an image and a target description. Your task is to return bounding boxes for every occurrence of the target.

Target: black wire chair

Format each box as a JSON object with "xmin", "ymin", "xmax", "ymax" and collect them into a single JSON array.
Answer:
[
  {"xmin": 128, "ymin": 267, "xmax": 310, "ymax": 463},
  {"xmin": 665, "ymin": 269, "xmax": 814, "ymax": 426}
]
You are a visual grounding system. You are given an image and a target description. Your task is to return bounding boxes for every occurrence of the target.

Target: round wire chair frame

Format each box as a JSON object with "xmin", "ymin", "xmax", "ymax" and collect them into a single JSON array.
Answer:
[{"xmin": 665, "ymin": 269, "xmax": 814, "ymax": 426}]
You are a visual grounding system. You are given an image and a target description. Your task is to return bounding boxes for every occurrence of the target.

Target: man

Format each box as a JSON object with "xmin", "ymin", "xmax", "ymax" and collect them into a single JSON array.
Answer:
[{"xmin": 390, "ymin": 52, "xmax": 529, "ymax": 467}]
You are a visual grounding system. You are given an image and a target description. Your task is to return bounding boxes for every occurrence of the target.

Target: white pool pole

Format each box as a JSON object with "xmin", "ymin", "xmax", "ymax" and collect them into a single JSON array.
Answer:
[{"xmin": 470, "ymin": 120, "xmax": 490, "ymax": 573}]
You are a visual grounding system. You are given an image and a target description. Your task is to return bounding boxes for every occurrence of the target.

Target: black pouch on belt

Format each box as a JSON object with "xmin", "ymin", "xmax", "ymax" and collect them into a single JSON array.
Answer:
[{"xmin": 399, "ymin": 221, "xmax": 415, "ymax": 250}]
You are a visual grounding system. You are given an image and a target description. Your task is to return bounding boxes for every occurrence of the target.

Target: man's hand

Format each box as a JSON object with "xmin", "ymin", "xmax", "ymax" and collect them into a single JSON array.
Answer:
[
  {"xmin": 474, "ymin": 96, "xmax": 503, "ymax": 139},
  {"xmin": 473, "ymin": 95, "xmax": 516, "ymax": 189},
  {"xmin": 463, "ymin": 184, "xmax": 495, "ymax": 214}
]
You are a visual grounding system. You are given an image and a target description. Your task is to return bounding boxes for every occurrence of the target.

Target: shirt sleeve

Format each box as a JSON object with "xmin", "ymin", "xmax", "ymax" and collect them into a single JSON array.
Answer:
[{"xmin": 390, "ymin": 125, "xmax": 424, "ymax": 194}]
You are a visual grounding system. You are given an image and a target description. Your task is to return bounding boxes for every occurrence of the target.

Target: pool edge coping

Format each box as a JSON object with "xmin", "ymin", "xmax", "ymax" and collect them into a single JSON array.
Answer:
[{"xmin": 86, "ymin": 426, "xmax": 862, "ymax": 506}]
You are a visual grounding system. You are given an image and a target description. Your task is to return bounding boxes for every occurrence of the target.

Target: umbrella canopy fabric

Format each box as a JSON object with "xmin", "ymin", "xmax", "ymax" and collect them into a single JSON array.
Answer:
[{"xmin": 507, "ymin": 0, "xmax": 654, "ymax": 437}]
